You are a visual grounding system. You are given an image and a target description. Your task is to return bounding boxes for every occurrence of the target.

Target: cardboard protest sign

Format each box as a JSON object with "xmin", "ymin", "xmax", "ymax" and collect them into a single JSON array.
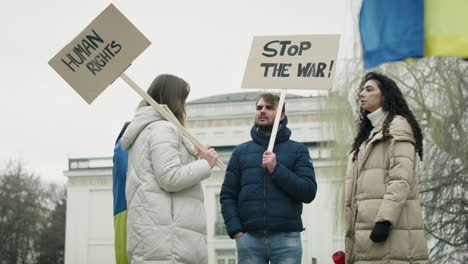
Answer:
[
  {"xmin": 241, "ymin": 35, "xmax": 340, "ymax": 90},
  {"xmin": 48, "ymin": 4, "xmax": 226, "ymax": 169},
  {"xmin": 49, "ymin": 4, "xmax": 151, "ymax": 104}
]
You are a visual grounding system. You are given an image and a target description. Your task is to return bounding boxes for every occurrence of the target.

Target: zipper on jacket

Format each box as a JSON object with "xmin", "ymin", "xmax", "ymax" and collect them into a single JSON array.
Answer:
[
  {"xmin": 171, "ymin": 193, "xmax": 174, "ymax": 221},
  {"xmin": 263, "ymin": 169, "xmax": 267, "ymax": 231}
]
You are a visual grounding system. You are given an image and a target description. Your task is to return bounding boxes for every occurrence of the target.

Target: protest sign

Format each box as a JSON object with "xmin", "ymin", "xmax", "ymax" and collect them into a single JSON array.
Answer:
[
  {"xmin": 49, "ymin": 4, "xmax": 151, "ymax": 104},
  {"xmin": 242, "ymin": 34, "xmax": 340, "ymax": 90},
  {"xmin": 241, "ymin": 35, "xmax": 340, "ymax": 151},
  {"xmin": 49, "ymin": 4, "xmax": 226, "ymax": 169}
]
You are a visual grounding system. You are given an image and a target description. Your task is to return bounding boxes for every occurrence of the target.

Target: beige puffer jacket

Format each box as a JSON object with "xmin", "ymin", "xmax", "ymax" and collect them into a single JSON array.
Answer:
[
  {"xmin": 345, "ymin": 115, "xmax": 429, "ymax": 264},
  {"xmin": 122, "ymin": 106, "xmax": 212, "ymax": 264}
]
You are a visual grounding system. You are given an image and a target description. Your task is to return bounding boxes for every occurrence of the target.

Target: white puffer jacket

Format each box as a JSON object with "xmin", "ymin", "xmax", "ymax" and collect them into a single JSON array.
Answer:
[{"xmin": 122, "ymin": 106, "xmax": 211, "ymax": 264}]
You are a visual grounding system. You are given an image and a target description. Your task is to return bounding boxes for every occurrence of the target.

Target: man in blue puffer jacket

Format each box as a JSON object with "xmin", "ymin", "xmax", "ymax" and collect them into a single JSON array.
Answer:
[{"xmin": 220, "ymin": 93, "xmax": 317, "ymax": 264}]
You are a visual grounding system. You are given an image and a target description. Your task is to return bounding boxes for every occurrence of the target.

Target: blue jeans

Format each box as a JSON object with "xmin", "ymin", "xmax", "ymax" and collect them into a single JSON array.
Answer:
[{"xmin": 235, "ymin": 231, "xmax": 302, "ymax": 264}]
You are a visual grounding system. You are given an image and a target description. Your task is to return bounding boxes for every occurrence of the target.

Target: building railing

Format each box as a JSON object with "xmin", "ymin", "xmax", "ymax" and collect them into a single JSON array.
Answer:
[{"xmin": 68, "ymin": 158, "xmax": 113, "ymax": 170}]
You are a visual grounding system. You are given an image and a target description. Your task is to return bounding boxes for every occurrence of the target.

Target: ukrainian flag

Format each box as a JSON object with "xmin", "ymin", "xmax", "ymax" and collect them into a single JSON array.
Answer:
[
  {"xmin": 360, "ymin": 0, "xmax": 468, "ymax": 69},
  {"xmin": 425, "ymin": 0, "xmax": 468, "ymax": 57},
  {"xmin": 113, "ymin": 138, "xmax": 128, "ymax": 264}
]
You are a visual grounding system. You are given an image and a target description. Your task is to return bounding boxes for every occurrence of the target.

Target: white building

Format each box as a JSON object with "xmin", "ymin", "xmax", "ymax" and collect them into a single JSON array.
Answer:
[{"xmin": 64, "ymin": 92, "xmax": 345, "ymax": 264}]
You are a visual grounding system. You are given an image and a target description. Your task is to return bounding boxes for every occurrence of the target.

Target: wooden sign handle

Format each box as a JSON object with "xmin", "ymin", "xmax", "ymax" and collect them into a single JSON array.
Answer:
[
  {"xmin": 267, "ymin": 89, "xmax": 287, "ymax": 152},
  {"xmin": 120, "ymin": 72, "xmax": 226, "ymax": 170}
]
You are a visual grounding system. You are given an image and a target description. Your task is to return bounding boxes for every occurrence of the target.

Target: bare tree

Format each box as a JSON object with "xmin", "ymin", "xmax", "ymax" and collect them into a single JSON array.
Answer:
[
  {"xmin": 0, "ymin": 160, "xmax": 48, "ymax": 264},
  {"xmin": 0, "ymin": 160, "xmax": 65, "ymax": 264},
  {"xmin": 37, "ymin": 185, "xmax": 66, "ymax": 264}
]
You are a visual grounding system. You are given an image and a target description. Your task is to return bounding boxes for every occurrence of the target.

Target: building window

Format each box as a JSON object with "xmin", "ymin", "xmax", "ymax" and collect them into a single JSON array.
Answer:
[
  {"xmin": 216, "ymin": 249, "xmax": 236, "ymax": 264},
  {"xmin": 215, "ymin": 194, "xmax": 228, "ymax": 237},
  {"xmin": 69, "ymin": 159, "xmax": 89, "ymax": 169}
]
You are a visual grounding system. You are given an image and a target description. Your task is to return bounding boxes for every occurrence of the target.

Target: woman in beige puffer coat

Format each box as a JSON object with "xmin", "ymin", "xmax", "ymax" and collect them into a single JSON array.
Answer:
[
  {"xmin": 122, "ymin": 74, "xmax": 219, "ymax": 264},
  {"xmin": 345, "ymin": 72, "xmax": 429, "ymax": 264}
]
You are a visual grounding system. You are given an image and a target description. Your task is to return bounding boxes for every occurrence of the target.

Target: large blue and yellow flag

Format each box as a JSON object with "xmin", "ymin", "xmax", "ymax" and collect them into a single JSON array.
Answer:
[
  {"xmin": 113, "ymin": 123, "xmax": 129, "ymax": 264},
  {"xmin": 360, "ymin": 0, "xmax": 468, "ymax": 69}
]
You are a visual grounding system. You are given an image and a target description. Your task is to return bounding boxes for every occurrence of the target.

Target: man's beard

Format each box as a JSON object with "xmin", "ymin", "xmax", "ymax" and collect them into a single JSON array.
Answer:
[{"xmin": 255, "ymin": 120, "xmax": 273, "ymax": 133}]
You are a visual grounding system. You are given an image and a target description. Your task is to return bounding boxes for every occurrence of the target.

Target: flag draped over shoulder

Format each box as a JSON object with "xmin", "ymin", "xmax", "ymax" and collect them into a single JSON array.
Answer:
[
  {"xmin": 113, "ymin": 138, "xmax": 129, "ymax": 264},
  {"xmin": 359, "ymin": 0, "xmax": 468, "ymax": 69}
]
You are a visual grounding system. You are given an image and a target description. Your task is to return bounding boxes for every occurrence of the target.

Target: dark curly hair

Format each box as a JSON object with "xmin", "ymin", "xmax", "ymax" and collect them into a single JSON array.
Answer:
[{"xmin": 350, "ymin": 72, "xmax": 423, "ymax": 162}]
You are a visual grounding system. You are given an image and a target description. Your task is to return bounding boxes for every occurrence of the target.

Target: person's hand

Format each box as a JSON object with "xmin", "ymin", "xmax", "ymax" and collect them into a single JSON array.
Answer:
[
  {"xmin": 196, "ymin": 145, "xmax": 219, "ymax": 168},
  {"xmin": 234, "ymin": 232, "xmax": 244, "ymax": 239},
  {"xmin": 369, "ymin": 221, "xmax": 391, "ymax": 242},
  {"xmin": 262, "ymin": 151, "xmax": 277, "ymax": 174}
]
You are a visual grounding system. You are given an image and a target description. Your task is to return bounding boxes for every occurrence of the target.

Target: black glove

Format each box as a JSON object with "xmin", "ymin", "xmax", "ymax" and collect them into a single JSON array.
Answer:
[{"xmin": 370, "ymin": 221, "xmax": 391, "ymax": 242}]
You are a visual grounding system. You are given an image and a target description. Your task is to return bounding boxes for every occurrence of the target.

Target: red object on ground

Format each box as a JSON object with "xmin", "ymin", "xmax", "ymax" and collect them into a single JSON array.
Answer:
[{"xmin": 332, "ymin": 251, "xmax": 345, "ymax": 264}]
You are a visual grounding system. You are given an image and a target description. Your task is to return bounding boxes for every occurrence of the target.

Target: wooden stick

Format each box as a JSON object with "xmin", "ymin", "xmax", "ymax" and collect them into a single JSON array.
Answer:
[
  {"xmin": 120, "ymin": 72, "xmax": 226, "ymax": 170},
  {"xmin": 267, "ymin": 89, "xmax": 287, "ymax": 152}
]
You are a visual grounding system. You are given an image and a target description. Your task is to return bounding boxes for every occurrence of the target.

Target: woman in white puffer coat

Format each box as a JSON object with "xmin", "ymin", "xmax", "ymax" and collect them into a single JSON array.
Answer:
[{"xmin": 122, "ymin": 74, "xmax": 219, "ymax": 264}]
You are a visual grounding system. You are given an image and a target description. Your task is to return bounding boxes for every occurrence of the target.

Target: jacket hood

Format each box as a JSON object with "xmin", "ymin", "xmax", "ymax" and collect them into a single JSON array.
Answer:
[
  {"xmin": 121, "ymin": 106, "xmax": 165, "ymax": 150},
  {"xmin": 250, "ymin": 115, "xmax": 291, "ymax": 146}
]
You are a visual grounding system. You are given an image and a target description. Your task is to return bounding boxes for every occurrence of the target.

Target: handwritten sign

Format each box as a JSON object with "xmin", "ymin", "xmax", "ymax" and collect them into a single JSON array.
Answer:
[
  {"xmin": 49, "ymin": 4, "xmax": 151, "ymax": 103},
  {"xmin": 241, "ymin": 35, "xmax": 340, "ymax": 90}
]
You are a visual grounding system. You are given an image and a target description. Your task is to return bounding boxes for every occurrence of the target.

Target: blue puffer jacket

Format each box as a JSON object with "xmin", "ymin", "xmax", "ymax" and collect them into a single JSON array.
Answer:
[{"xmin": 220, "ymin": 117, "xmax": 317, "ymax": 238}]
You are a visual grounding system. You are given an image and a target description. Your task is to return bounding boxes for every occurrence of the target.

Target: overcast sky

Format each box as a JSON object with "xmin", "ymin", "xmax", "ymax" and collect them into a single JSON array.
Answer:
[{"xmin": 0, "ymin": 0, "xmax": 348, "ymax": 183}]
